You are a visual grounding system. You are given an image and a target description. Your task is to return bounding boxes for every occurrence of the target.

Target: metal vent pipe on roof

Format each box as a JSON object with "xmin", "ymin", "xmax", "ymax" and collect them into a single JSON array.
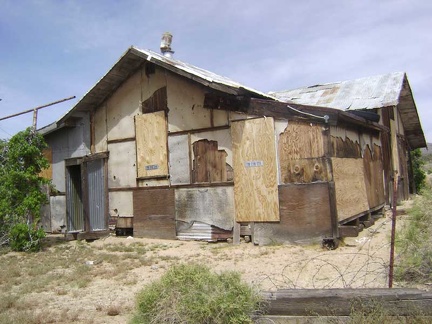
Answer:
[{"xmin": 160, "ymin": 32, "xmax": 174, "ymax": 58}]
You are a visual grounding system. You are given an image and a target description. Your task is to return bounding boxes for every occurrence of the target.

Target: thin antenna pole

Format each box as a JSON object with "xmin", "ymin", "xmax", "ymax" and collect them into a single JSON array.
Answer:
[{"xmin": 0, "ymin": 96, "xmax": 76, "ymax": 127}]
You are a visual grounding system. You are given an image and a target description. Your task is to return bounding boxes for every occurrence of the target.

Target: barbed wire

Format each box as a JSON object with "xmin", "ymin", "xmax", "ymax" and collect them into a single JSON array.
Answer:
[{"xmin": 256, "ymin": 213, "xmax": 394, "ymax": 290}]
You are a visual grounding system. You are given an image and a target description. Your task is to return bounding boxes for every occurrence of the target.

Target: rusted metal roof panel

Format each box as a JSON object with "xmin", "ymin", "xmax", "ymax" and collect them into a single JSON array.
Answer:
[
  {"xmin": 270, "ymin": 72, "xmax": 426, "ymax": 149},
  {"xmin": 270, "ymin": 73, "xmax": 404, "ymax": 110}
]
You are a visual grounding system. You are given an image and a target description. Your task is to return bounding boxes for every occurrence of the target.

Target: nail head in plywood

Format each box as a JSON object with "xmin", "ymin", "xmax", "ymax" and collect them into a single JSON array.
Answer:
[{"xmin": 232, "ymin": 117, "xmax": 279, "ymax": 222}]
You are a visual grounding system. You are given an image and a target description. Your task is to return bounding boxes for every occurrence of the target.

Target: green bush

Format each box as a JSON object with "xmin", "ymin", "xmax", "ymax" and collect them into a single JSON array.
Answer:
[
  {"xmin": 411, "ymin": 148, "xmax": 426, "ymax": 192},
  {"xmin": 9, "ymin": 223, "xmax": 45, "ymax": 252},
  {"xmin": 396, "ymin": 188, "xmax": 432, "ymax": 283},
  {"xmin": 0, "ymin": 128, "xmax": 50, "ymax": 250},
  {"xmin": 131, "ymin": 263, "xmax": 264, "ymax": 324}
]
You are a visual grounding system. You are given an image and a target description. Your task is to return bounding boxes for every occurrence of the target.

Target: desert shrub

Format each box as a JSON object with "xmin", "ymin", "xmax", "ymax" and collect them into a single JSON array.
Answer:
[
  {"xmin": 131, "ymin": 263, "xmax": 263, "ymax": 324},
  {"xmin": 9, "ymin": 223, "xmax": 45, "ymax": 252},
  {"xmin": 396, "ymin": 188, "xmax": 432, "ymax": 283},
  {"xmin": 0, "ymin": 128, "xmax": 49, "ymax": 249}
]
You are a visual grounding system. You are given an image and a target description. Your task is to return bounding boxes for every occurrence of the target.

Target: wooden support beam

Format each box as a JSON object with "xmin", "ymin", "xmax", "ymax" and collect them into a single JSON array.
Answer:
[{"xmin": 261, "ymin": 288, "xmax": 432, "ymax": 316}]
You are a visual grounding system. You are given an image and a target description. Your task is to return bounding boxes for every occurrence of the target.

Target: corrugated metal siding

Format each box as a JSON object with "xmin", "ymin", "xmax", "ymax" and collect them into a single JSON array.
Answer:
[
  {"xmin": 66, "ymin": 166, "xmax": 84, "ymax": 232},
  {"xmin": 176, "ymin": 221, "xmax": 232, "ymax": 242},
  {"xmin": 87, "ymin": 159, "xmax": 106, "ymax": 231}
]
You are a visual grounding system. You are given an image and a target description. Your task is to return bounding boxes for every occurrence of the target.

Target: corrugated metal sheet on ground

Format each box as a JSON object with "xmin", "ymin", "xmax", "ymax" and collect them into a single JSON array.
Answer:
[{"xmin": 176, "ymin": 221, "xmax": 232, "ymax": 242}]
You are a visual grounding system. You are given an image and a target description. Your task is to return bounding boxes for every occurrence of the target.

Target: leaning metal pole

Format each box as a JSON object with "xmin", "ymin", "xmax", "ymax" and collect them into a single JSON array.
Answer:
[
  {"xmin": 0, "ymin": 96, "xmax": 76, "ymax": 131},
  {"xmin": 389, "ymin": 170, "xmax": 399, "ymax": 288}
]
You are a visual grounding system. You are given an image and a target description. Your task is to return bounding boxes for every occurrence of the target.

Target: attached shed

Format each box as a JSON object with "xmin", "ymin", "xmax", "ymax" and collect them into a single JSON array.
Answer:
[
  {"xmin": 39, "ymin": 47, "xmax": 424, "ymax": 244},
  {"xmin": 270, "ymin": 72, "xmax": 427, "ymax": 203}
]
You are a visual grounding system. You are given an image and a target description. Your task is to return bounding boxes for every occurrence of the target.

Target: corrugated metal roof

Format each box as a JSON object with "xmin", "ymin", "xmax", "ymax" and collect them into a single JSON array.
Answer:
[
  {"xmin": 269, "ymin": 72, "xmax": 404, "ymax": 110},
  {"xmin": 270, "ymin": 72, "xmax": 426, "ymax": 149},
  {"xmin": 58, "ymin": 46, "xmax": 274, "ymax": 124}
]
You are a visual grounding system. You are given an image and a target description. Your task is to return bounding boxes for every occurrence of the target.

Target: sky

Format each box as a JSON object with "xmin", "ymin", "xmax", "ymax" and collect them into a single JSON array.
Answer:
[{"xmin": 1, "ymin": 0, "xmax": 431, "ymax": 143}]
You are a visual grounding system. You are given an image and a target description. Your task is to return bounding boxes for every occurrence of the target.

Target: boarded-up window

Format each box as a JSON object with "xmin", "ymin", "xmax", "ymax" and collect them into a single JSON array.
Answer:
[
  {"xmin": 135, "ymin": 111, "xmax": 168, "ymax": 178},
  {"xmin": 331, "ymin": 157, "xmax": 369, "ymax": 221},
  {"xmin": 231, "ymin": 117, "xmax": 279, "ymax": 222},
  {"xmin": 192, "ymin": 140, "xmax": 227, "ymax": 183}
]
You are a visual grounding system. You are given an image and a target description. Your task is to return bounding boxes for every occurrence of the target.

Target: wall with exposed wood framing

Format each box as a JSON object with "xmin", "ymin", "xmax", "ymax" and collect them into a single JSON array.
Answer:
[{"xmin": 377, "ymin": 106, "xmax": 410, "ymax": 203}]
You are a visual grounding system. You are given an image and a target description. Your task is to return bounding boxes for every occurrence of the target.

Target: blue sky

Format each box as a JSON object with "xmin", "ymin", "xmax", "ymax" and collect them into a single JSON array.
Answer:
[{"xmin": 1, "ymin": 0, "xmax": 431, "ymax": 143}]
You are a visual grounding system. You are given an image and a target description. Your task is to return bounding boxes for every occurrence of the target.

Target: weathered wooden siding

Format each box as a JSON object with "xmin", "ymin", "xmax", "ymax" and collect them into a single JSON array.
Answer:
[
  {"xmin": 191, "ymin": 140, "xmax": 227, "ymax": 183},
  {"xmin": 363, "ymin": 145, "xmax": 385, "ymax": 208},
  {"xmin": 232, "ymin": 117, "xmax": 279, "ymax": 222},
  {"xmin": 133, "ymin": 188, "xmax": 176, "ymax": 239},
  {"xmin": 175, "ymin": 187, "xmax": 234, "ymax": 230},
  {"xmin": 190, "ymin": 128, "xmax": 233, "ymax": 166},
  {"xmin": 135, "ymin": 111, "xmax": 168, "ymax": 178},
  {"xmin": 332, "ymin": 157, "xmax": 369, "ymax": 221},
  {"xmin": 253, "ymin": 183, "xmax": 332, "ymax": 245}
]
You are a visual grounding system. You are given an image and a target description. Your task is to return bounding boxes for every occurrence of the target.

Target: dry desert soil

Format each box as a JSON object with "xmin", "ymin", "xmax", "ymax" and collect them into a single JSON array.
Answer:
[{"xmin": 0, "ymin": 203, "xmax": 419, "ymax": 323}]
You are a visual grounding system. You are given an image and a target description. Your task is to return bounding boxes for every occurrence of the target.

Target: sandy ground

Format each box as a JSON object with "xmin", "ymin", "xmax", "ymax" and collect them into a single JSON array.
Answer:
[{"xmin": 12, "ymin": 204, "xmax": 417, "ymax": 323}]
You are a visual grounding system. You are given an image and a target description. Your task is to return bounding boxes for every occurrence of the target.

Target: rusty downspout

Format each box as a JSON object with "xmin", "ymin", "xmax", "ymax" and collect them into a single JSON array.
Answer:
[{"xmin": 389, "ymin": 170, "xmax": 398, "ymax": 288}]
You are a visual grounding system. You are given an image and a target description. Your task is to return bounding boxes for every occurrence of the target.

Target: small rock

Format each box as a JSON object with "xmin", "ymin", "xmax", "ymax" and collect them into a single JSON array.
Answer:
[{"xmin": 151, "ymin": 265, "xmax": 159, "ymax": 271}]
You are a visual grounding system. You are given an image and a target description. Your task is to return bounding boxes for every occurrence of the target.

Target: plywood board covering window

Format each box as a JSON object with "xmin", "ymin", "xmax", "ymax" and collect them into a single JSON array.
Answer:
[
  {"xmin": 135, "ymin": 111, "xmax": 168, "ymax": 178},
  {"xmin": 278, "ymin": 121, "xmax": 324, "ymax": 160},
  {"xmin": 231, "ymin": 117, "xmax": 279, "ymax": 222},
  {"xmin": 331, "ymin": 157, "xmax": 369, "ymax": 221}
]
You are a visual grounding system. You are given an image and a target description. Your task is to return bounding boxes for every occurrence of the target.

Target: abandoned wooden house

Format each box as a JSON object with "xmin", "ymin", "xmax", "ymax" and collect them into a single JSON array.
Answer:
[
  {"xmin": 269, "ymin": 72, "xmax": 427, "ymax": 204},
  {"xmin": 39, "ymin": 41, "xmax": 426, "ymax": 244}
]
